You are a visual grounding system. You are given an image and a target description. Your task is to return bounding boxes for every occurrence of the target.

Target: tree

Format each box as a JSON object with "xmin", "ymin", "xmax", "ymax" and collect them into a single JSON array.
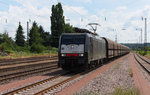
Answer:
[
  {"xmin": 38, "ymin": 25, "xmax": 51, "ymax": 46},
  {"xmin": 65, "ymin": 24, "xmax": 74, "ymax": 33},
  {"xmin": 51, "ymin": 2, "xmax": 65, "ymax": 47},
  {"xmin": 0, "ymin": 32, "xmax": 15, "ymax": 51},
  {"xmin": 29, "ymin": 21, "xmax": 42, "ymax": 46},
  {"xmin": 0, "ymin": 33, "xmax": 3, "ymax": 44},
  {"xmin": 15, "ymin": 23, "xmax": 25, "ymax": 46},
  {"xmin": 29, "ymin": 21, "xmax": 44, "ymax": 53}
]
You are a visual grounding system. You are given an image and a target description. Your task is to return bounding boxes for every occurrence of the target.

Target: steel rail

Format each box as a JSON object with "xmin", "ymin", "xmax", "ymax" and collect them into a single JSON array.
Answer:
[
  {"xmin": 0, "ymin": 57, "xmax": 58, "ymax": 66},
  {"xmin": 0, "ymin": 55, "xmax": 57, "ymax": 63},
  {"xmin": 0, "ymin": 65, "xmax": 58, "ymax": 84},
  {"xmin": 134, "ymin": 53, "xmax": 150, "ymax": 74},
  {"xmin": 34, "ymin": 71, "xmax": 89, "ymax": 95},
  {"xmin": 2, "ymin": 72, "xmax": 69, "ymax": 95},
  {"xmin": 136, "ymin": 53, "xmax": 150, "ymax": 64}
]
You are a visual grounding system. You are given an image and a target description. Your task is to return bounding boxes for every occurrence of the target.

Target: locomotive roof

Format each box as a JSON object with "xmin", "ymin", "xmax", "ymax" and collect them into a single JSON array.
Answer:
[
  {"xmin": 61, "ymin": 33, "xmax": 104, "ymax": 41},
  {"xmin": 61, "ymin": 33, "xmax": 88, "ymax": 35}
]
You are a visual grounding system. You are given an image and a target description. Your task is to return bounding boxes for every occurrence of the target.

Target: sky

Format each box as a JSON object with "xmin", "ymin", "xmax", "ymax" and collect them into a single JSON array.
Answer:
[{"xmin": 0, "ymin": 0, "xmax": 150, "ymax": 43}]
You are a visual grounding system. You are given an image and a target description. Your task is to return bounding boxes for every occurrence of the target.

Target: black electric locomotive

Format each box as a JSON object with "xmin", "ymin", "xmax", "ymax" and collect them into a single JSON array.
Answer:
[
  {"xmin": 58, "ymin": 33, "xmax": 106, "ymax": 71},
  {"xmin": 58, "ymin": 32, "xmax": 130, "ymax": 71}
]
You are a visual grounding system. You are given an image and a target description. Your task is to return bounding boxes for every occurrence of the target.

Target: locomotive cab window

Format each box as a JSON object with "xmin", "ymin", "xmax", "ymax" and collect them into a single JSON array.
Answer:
[{"xmin": 61, "ymin": 35, "xmax": 85, "ymax": 45}]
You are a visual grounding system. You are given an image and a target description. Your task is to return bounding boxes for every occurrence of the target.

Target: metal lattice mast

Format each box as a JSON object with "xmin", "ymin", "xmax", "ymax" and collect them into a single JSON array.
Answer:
[{"xmin": 144, "ymin": 18, "xmax": 147, "ymax": 48}]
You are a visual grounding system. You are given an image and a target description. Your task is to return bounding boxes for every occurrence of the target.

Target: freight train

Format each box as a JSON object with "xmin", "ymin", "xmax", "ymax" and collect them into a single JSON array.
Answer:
[{"xmin": 58, "ymin": 33, "xmax": 130, "ymax": 71}]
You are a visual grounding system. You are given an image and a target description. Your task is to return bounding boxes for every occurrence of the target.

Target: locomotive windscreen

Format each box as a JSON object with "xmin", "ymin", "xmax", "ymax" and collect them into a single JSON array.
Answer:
[
  {"xmin": 60, "ymin": 35, "xmax": 85, "ymax": 54},
  {"xmin": 61, "ymin": 35, "xmax": 85, "ymax": 45}
]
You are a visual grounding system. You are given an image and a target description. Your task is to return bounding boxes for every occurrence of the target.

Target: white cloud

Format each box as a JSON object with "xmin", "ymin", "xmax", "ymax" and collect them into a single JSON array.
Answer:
[
  {"xmin": 0, "ymin": 0, "xmax": 52, "ymax": 39},
  {"xmin": 76, "ymin": 0, "xmax": 92, "ymax": 3},
  {"xmin": 63, "ymin": 5, "xmax": 88, "ymax": 16},
  {"xmin": 116, "ymin": 6, "xmax": 128, "ymax": 11},
  {"xmin": 1, "ymin": 0, "xmax": 150, "ymax": 43},
  {"xmin": 93, "ymin": 5, "xmax": 150, "ymax": 43}
]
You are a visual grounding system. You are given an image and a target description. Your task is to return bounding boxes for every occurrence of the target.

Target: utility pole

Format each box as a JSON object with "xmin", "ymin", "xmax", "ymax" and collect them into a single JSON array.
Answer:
[
  {"xmin": 139, "ymin": 36, "xmax": 141, "ymax": 49},
  {"xmin": 27, "ymin": 21, "xmax": 29, "ymax": 46},
  {"xmin": 141, "ymin": 29, "xmax": 142, "ymax": 49},
  {"xmin": 115, "ymin": 34, "xmax": 117, "ymax": 43},
  {"xmin": 136, "ymin": 28, "xmax": 143, "ymax": 50},
  {"xmin": 144, "ymin": 18, "xmax": 147, "ymax": 49}
]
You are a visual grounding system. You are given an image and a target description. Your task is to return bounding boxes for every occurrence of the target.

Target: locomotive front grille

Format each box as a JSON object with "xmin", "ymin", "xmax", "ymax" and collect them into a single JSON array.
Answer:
[{"xmin": 60, "ymin": 57, "xmax": 86, "ymax": 68}]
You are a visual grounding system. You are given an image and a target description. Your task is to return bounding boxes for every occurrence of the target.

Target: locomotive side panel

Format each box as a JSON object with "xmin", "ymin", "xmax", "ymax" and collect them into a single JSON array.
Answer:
[{"xmin": 88, "ymin": 36, "xmax": 106, "ymax": 62}]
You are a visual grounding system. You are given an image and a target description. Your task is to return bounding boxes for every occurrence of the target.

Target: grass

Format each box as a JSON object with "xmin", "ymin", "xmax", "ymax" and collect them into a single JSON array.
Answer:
[
  {"xmin": 128, "ymin": 68, "xmax": 133, "ymax": 77},
  {"xmin": 113, "ymin": 63, "xmax": 121, "ymax": 69},
  {"xmin": 137, "ymin": 50, "xmax": 150, "ymax": 60},
  {"xmin": 0, "ymin": 50, "xmax": 57, "ymax": 59},
  {"xmin": 112, "ymin": 87, "xmax": 140, "ymax": 95}
]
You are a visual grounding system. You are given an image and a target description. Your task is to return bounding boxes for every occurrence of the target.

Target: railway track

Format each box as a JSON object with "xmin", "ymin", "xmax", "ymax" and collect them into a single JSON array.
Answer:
[
  {"xmin": 0, "ymin": 56, "xmax": 58, "ymax": 84},
  {"xmin": 134, "ymin": 53, "xmax": 150, "ymax": 74},
  {"xmin": 0, "ymin": 64, "xmax": 58, "ymax": 84},
  {"xmin": 2, "ymin": 70, "xmax": 89, "ymax": 95},
  {"xmin": 0, "ymin": 60, "xmax": 58, "ymax": 75},
  {"xmin": 2, "ymin": 72, "xmax": 69, "ymax": 95},
  {"xmin": 0, "ymin": 56, "xmax": 58, "ymax": 66}
]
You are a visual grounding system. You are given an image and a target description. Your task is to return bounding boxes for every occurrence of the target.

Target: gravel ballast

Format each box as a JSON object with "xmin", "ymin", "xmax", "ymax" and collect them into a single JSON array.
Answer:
[{"xmin": 75, "ymin": 56, "xmax": 135, "ymax": 95}]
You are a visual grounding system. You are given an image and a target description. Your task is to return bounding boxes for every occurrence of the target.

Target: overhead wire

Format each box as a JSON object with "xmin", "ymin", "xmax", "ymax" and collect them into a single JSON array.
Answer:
[{"xmin": 56, "ymin": 0, "xmax": 89, "ymax": 22}]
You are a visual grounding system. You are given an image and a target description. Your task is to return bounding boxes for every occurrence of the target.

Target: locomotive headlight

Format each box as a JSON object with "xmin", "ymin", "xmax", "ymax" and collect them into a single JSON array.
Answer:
[
  {"xmin": 79, "ymin": 53, "xmax": 84, "ymax": 56},
  {"xmin": 61, "ymin": 54, "xmax": 66, "ymax": 56}
]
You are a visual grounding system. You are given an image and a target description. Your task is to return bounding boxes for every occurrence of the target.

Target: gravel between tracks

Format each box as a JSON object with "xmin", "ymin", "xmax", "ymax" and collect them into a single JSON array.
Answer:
[
  {"xmin": 75, "ymin": 56, "xmax": 135, "ymax": 95},
  {"xmin": 0, "ymin": 69, "xmax": 64, "ymax": 94},
  {"xmin": 44, "ymin": 70, "xmax": 95, "ymax": 95}
]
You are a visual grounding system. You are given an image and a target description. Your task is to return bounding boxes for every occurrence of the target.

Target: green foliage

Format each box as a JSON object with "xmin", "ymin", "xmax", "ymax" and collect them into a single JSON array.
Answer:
[
  {"xmin": 0, "ymin": 33, "xmax": 15, "ymax": 51},
  {"xmin": 0, "ymin": 34, "xmax": 3, "ymax": 44},
  {"xmin": 65, "ymin": 24, "xmax": 74, "ymax": 33},
  {"xmin": 15, "ymin": 23, "xmax": 25, "ymax": 46},
  {"xmin": 38, "ymin": 25, "xmax": 51, "ymax": 46},
  {"xmin": 139, "ymin": 51, "xmax": 147, "ymax": 56},
  {"xmin": 30, "ymin": 43, "xmax": 45, "ymax": 53},
  {"xmin": 42, "ymin": 47, "xmax": 58, "ymax": 54},
  {"xmin": 29, "ymin": 21, "xmax": 45, "ymax": 53},
  {"xmin": 29, "ymin": 21, "xmax": 43, "ymax": 46},
  {"xmin": 1, "ymin": 42, "xmax": 13, "ymax": 51},
  {"xmin": 14, "ymin": 45, "xmax": 30, "ymax": 52},
  {"xmin": 0, "ymin": 19, "xmax": 59, "ymax": 57},
  {"xmin": 51, "ymin": 2, "xmax": 65, "ymax": 47},
  {"xmin": 112, "ymin": 87, "xmax": 140, "ymax": 95}
]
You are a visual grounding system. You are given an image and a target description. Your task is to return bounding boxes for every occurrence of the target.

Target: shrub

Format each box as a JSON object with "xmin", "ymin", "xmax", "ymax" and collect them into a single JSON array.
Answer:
[
  {"xmin": 1, "ymin": 42, "xmax": 14, "ymax": 51},
  {"xmin": 139, "ymin": 51, "xmax": 147, "ymax": 56},
  {"xmin": 30, "ymin": 44, "xmax": 45, "ymax": 53},
  {"xmin": 14, "ymin": 45, "xmax": 30, "ymax": 52}
]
